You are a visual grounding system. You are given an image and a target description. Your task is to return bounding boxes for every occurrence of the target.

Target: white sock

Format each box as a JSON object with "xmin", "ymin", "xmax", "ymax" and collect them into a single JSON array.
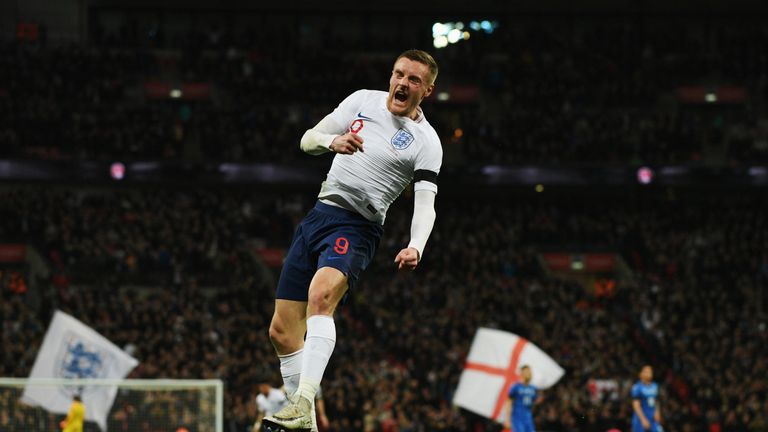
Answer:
[
  {"xmin": 279, "ymin": 349, "xmax": 303, "ymax": 397},
  {"xmin": 296, "ymin": 315, "xmax": 336, "ymax": 401}
]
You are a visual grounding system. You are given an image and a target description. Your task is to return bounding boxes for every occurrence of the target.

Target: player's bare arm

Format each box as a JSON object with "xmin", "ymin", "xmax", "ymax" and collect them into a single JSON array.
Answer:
[{"xmin": 503, "ymin": 398, "xmax": 513, "ymax": 429}]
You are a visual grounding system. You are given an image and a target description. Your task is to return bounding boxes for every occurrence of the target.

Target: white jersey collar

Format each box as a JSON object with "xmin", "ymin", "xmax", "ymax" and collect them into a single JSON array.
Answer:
[{"xmin": 385, "ymin": 105, "xmax": 425, "ymax": 124}]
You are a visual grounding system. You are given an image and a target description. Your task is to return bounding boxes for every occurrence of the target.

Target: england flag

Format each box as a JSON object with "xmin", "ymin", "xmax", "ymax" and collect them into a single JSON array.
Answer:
[
  {"xmin": 21, "ymin": 310, "xmax": 139, "ymax": 431},
  {"xmin": 453, "ymin": 327, "xmax": 565, "ymax": 423}
]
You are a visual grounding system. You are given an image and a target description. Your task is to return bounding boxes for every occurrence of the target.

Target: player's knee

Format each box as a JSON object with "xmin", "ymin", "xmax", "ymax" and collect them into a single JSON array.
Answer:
[
  {"xmin": 267, "ymin": 321, "xmax": 283, "ymax": 347},
  {"xmin": 268, "ymin": 320, "xmax": 294, "ymax": 352},
  {"xmin": 307, "ymin": 285, "xmax": 340, "ymax": 315}
]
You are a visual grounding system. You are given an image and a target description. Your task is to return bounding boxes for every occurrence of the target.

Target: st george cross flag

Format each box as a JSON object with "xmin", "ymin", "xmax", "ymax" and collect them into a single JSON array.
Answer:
[
  {"xmin": 453, "ymin": 327, "xmax": 564, "ymax": 423},
  {"xmin": 21, "ymin": 310, "xmax": 139, "ymax": 431}
]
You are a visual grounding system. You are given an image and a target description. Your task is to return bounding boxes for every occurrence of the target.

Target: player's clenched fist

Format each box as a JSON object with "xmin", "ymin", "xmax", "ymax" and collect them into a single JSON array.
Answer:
[
  {"xmin": 394, "ymin": 247, "xmax": 420, "ymax": 271},
  {"xmin": 330, "ymin": 132, "xmax": 364, "ymax": 154}
]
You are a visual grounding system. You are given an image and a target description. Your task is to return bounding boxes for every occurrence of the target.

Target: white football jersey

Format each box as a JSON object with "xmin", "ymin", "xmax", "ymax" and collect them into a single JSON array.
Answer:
[
  {"xmin": 318, "ymin": 89, "xmax": 443, "ymax": 224},
  {"xmin": 256, "ymin": 388, "xmax": 288, "ymax": 416}
]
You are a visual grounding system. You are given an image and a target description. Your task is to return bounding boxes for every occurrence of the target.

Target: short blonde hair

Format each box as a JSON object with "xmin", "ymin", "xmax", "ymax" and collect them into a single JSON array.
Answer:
[{"xmin": 396, "ymin": 49, "xmax": 438, "ymax": 85}]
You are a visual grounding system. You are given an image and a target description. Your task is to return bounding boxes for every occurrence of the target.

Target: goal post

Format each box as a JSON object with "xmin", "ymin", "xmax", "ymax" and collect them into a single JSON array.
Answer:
[{"xmin": 0, "ymin": 377, "xmax": 223, "ymax": 432}]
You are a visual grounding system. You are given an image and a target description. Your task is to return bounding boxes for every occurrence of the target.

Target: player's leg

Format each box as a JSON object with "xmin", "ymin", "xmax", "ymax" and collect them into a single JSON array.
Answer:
[
  {"xmin": 268, "ymin": 214, "xmax": 317, "ymax": 400},
  {"xmin": 291, "ymin": 208, "xmax": 380, "ymax": 405},
  {"xmin": 297, "ymin": 266, "xmax": 347, "ymax": 397},
  {"xmin": 269, "ymin": 300, "xmax": 307, "ymax": 354},
  {"xmin": 269, "ymin": 299, "xmax": 307, "ymax": 396},
  {"xmin": 305, "ymin": 267, "xmax": 346, "ymax": 432},
  {"xmin": 306, "ymin": 267, "xmax": 348, "ymax": 315},
  {"xmin": 264, "ymin": 268, "xmax": 347, "ymax": 431},
  {"xmin": 265, "ymin": 204, "xmax": 381, "ymax": 431}
]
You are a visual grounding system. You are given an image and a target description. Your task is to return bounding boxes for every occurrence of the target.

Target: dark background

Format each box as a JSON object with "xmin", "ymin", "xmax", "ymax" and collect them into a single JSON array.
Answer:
[{"xmin": 1, "ymin": 1, "xmax": 767, "ymax": 431}]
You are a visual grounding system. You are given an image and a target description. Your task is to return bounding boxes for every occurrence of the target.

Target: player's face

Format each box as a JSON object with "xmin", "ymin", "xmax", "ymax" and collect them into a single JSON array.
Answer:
[
  {"xmin": 640, "ymin": 366, "xmax": 653, "ymax": 383},
  {"xmin": 521, "ymin": 367, "xmax": 532, "ymax": 382},
  {"xmin": 387, "ymin": 57, "xmax": 435, "ymax": 119}
]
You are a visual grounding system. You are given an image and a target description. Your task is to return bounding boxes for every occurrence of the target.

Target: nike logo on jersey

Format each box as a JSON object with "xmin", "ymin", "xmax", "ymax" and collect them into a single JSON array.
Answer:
[
  {"xmin": 356, "ymin": 112, "xmax": 374, "ymax": 121},
  {"xmin": 350, "ymin": 113, "xmax": 373, "ymax": 133}
]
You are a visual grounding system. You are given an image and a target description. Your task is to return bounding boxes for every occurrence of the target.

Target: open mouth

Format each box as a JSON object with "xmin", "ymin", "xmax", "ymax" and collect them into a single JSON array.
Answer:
[{"xmin": 394, "ymin": 89, "xmax": 408, "ymax": 103}]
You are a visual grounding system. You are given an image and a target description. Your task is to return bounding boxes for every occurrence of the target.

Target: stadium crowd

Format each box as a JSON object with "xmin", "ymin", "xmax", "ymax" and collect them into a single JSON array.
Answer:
[
  {"xmin": 2, "ymin": 16, "xmax": 768, "ymax": 165},
  {"xmin": 2, "ymin": 8, "xmax": 768, "ymax": 432},
  {"xmin": 2, "ymin": 187, "xmax": 766, "ymax": 431}
]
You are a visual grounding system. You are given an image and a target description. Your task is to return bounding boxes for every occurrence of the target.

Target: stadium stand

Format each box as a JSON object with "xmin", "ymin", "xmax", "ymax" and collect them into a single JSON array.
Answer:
[
  {"xmin": 2, "ymin": 16, "xmax": 767, "ymax": 164},
  {"xmin": 2, "ymin": 188, "xmax": 766, "ymax": 431},
  {"xmin": 2, "ymin": 4, "xmax": 767, "ymax": 432}
]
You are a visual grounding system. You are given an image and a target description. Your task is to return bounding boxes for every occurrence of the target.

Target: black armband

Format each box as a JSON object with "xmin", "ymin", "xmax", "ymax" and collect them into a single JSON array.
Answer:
[{"xmin": 414, "ymin": 169, "xmax": 438, "ymax": 185}]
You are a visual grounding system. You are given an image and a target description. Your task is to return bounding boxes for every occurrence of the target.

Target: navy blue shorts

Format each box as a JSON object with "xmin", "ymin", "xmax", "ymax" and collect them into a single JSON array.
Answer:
[{"xmin": 275, "ymin": 201, "xmax": 384, "ymax": 301}]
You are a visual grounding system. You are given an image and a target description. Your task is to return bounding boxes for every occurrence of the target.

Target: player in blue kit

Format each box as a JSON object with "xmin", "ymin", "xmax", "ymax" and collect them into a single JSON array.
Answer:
[
  {"xmin": 631, "ymin": 365, "xmax": 663, "ymax": 432},
  {"xmin": 261, "ymin": 49, "xmax": 442, "ymax": 432},
  {"xmin": 504, "ymin": 365, "xmax": 541, "ymax": 432}
]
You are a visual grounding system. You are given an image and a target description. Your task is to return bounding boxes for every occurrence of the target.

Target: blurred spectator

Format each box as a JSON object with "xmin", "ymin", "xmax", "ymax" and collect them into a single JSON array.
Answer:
[{"xmin": 2, "ymin": 15, "xmax": 768, "ymax": 165}]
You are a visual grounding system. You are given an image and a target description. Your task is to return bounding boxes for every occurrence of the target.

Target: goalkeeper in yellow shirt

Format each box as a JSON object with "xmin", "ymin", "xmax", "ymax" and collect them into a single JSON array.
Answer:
[{"xmin": 60, "ymin": 395, "xmax": 85, "ymax": 432}]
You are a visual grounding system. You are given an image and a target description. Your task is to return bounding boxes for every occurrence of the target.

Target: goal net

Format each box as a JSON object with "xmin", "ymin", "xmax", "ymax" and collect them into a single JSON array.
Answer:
[{"xmin": 0, "ymin": 378, "xmax": 223, "ymax": 432}]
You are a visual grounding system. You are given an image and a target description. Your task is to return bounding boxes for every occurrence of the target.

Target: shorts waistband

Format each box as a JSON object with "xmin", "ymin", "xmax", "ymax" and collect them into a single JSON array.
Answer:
[{"xmin": 314, "ymin": 201, "xmax": 373, "ymax": 223}]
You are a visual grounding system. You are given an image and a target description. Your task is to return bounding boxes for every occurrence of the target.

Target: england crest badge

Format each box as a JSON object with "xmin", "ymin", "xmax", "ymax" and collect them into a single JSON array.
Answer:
[
  {"xmin": 57, "ymin": 334, "xmax": 107, "ymax": 380},
  {"xmin": 391, "ymin": 128, "xmax": 415, "ymax": 150}
]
